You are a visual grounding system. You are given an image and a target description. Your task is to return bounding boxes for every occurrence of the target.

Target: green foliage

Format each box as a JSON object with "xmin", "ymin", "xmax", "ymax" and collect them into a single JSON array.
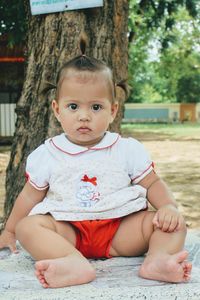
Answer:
[
  {"xmin": 128, "ymin": 2, "xmax": 200, "ymax": 104},
  {"xmin": 176, "ymin": 73, "xmax": 200, "ymax": 103},
  {"xmin": 128, "ymin": 0, "xmax": 198, "ymax": 44}
]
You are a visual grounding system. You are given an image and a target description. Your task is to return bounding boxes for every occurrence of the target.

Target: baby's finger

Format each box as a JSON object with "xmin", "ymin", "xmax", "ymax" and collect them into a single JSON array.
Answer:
[
  {"xmin": 152, "ymin": 213, "xmax": 160, "ymax": 227},
  {"xmin": 167, "ymin": 216, "xmax": 178, "ymax": 232},
  {"xmin": 155, "ymin": 212, "xmax": 166, "ymax": 229},
  {"xmin": 161, "ymin": 215, "xmax": 172, "ymax": 232},
  {"xmin": 177, "ymin": 216, "xmax": 186, "ymax": 231},
  {"xmin": 9, "ymin": 243, "xmax": 19, "ymax": 254}
]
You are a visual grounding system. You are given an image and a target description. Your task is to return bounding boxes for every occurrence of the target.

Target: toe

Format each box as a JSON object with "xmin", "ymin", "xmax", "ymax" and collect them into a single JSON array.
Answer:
[
  {"xmin": 183, "ymin": 262, "xmax": 192, "ymax": 274},
  {"xmin": 42, "ymin": 282, "xmax": 49, "ymax": 288}
]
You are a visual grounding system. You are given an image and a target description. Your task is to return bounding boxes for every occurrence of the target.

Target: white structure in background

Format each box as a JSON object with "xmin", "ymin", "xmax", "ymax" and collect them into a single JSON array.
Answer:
[{"xmin": 0, "ymin": 104, "xmax": 16, "ymax": 136}]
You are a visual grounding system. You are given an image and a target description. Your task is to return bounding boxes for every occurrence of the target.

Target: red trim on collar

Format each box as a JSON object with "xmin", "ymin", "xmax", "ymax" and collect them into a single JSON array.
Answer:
[
  {"xmin": 50, "ymin": 138, "xmax": 89, "ymax": 156},
  {"xmin": 91, "ymin": 134, "xmax": 120, "ymax": 150},
  {"xmin": 49, "ymin": 134, "xmax": 120, "ymax": 155}
]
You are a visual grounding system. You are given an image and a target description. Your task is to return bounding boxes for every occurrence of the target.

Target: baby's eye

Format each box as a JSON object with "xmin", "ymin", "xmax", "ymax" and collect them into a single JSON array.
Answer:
[
  {"xmin": 67, "ymin": 103, "xmax": 78, "ymax": 111},
  {"xmin": 91, "ymin": 104, "xmax": 102, "ymax": 111}
]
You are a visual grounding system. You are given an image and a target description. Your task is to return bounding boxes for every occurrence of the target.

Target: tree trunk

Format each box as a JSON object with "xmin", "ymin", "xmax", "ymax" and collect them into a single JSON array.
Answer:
[{"xmin": 4, "ymin": 0, "xmax": 129, "ymax": 219}]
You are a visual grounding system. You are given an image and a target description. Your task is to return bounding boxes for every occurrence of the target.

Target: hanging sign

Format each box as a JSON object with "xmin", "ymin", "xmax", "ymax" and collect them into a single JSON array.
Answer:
[{"xmin": 30, "ymin": 0, "xmax": 103, "ymax": 15}]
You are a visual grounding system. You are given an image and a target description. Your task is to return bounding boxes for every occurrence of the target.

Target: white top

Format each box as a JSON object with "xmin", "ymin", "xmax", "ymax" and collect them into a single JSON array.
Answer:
[{"xmin": 26, "ymin": 132, "xmax": 153, "ymax": 221}]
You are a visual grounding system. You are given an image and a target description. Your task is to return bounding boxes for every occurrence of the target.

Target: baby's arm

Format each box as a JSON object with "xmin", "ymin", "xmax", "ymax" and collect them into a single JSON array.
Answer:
[
  {"xmin": 0, "ymin": 182, "xmax": 47, "ymax": 253},
  {"xmin": 138, "ymin": 171, "xmax": 184, "ymax": 232}
]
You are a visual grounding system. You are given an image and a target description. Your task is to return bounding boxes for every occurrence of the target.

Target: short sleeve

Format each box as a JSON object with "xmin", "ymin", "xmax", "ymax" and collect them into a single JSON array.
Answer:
[
  {"xmin": 25, "ymin": 144, "xmax": 50, "ymax": 190},
  {"xmin": 126, "ymin": 138, "xmax": 154, "ymax": 184}
]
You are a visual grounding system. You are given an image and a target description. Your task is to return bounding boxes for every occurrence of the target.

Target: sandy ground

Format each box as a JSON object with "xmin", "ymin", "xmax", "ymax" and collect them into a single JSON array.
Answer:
[
  {"xmin": 144, "ymin": 139, "xmax": 200, "ymax": 229},
  {"xmin": 0, "ymin": 134, "xmax": 200, "ymax": 229}
]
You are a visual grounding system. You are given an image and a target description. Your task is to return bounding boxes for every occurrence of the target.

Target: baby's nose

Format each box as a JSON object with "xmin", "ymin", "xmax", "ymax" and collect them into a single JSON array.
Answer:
[{"xmin": 78, "ymin": 110, "xmax": 91, "ymax": 121}]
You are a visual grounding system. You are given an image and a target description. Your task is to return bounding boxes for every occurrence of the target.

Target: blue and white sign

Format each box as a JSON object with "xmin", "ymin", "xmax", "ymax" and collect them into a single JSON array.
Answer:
[{"xmin": 30, "ymin": 0, "xmax": 103, "ymax": 15}]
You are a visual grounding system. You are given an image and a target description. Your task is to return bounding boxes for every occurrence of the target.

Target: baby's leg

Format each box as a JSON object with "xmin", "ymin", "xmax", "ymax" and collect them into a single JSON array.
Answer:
[
  {"xmin": 138, "ymin": 212, "xmax": 192, "ymax": 282},
  {"xmin": 15, "ymin": 215, "xmax": 95, "ymax": 288},
  {"xmin": 110, "ymin": 211, "xmax": 192, "ymax": 283}
]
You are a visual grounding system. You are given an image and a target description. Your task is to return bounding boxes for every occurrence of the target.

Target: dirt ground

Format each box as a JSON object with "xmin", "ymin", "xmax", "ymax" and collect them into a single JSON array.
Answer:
[{"xmin": 0, "ymin": 133, "xmax": 200, "ymax": 229}]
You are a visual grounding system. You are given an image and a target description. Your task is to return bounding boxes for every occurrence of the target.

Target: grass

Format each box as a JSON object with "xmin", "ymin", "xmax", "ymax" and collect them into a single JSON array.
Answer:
[{"xmin": 121, "ymin": 123, "xmax": 200, "ymax": 140}]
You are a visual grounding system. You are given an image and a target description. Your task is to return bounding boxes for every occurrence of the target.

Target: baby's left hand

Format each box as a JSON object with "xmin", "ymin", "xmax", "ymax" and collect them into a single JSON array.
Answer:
[{"xmin": 152, "ymin": 204, "xmax": 184, "ymax": 232}]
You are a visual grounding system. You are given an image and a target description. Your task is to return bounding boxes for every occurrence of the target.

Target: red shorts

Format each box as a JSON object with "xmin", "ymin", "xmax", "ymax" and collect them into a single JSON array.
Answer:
[{"xmin": 69, "ymin": 218, "xmax": 121, "ymax": 259}]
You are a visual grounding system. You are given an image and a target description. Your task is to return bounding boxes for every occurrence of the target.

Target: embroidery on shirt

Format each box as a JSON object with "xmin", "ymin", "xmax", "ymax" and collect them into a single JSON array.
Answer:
[{"xmin": 76, "ymin": 174, "xmax": 100, "ymax": 207}]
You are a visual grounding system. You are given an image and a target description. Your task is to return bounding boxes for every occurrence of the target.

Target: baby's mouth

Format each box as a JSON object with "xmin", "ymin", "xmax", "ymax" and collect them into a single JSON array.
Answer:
[{"xmin": 78, "ymin": 127, "xmax": 91, "ymax": 133}]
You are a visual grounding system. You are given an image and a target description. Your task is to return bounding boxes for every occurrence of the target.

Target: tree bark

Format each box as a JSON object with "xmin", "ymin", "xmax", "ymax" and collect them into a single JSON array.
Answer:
[{"xmin": 4, "ymin": 0, "xmax": 129, "ymax": 219}]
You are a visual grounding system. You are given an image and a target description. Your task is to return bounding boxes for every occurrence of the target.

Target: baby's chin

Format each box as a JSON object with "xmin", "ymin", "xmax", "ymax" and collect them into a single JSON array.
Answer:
[{"xmin": 70, "ymin": 135, "xmax": 104, "ymax": 147}]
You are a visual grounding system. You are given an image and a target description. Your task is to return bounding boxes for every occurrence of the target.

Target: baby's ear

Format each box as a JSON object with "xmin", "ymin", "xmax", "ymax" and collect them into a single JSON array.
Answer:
[
  {"xmin": 52, "ymin": 100, "xmax": 60, "ymax": 122},
  {"xmin": 110, "ymin": 102, "xmax": 118, "ymax": 123}
]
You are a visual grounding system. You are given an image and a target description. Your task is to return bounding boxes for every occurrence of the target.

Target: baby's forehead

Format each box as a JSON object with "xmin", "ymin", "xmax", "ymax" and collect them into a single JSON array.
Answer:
[
  {"xmin": 62, "ymin": 69, "xmax": 111, "ymax": 84},
  {"xmin": 57, "ymin": 68, "xmax": 115, "ymax": 101}
]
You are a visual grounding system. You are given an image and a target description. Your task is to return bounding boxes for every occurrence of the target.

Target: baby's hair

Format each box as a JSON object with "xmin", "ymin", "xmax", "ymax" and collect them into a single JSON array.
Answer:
[
  {"xmin": 115, "ymin": 79, "xmax": 129, "ymax": 99},
  {"xmin": 40, "ymin": 35, "xmax": 129, "ymax": 101}
]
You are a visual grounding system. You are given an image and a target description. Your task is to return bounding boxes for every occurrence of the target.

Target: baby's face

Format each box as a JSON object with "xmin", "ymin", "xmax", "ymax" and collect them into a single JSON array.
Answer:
[{"xmin": 52, "ymin": 72, "xmax": 118, "ymax": 147}]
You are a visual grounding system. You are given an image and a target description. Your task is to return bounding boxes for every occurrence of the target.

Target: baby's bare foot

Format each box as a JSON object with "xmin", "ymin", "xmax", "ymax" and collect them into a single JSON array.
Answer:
[
  {"xmin": 35, "ymin": 254, "xmax": 95, "ymax": 288},
  {"xmin": 139, "ymin": 250, "xmax": 192, "ymax": 283}
]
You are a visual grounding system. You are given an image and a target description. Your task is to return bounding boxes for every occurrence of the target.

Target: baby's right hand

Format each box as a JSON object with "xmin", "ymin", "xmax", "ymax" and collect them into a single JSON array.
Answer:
[{"xmin": 0, "ymin": 228, "xmax": 18, "ymax": 253}]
